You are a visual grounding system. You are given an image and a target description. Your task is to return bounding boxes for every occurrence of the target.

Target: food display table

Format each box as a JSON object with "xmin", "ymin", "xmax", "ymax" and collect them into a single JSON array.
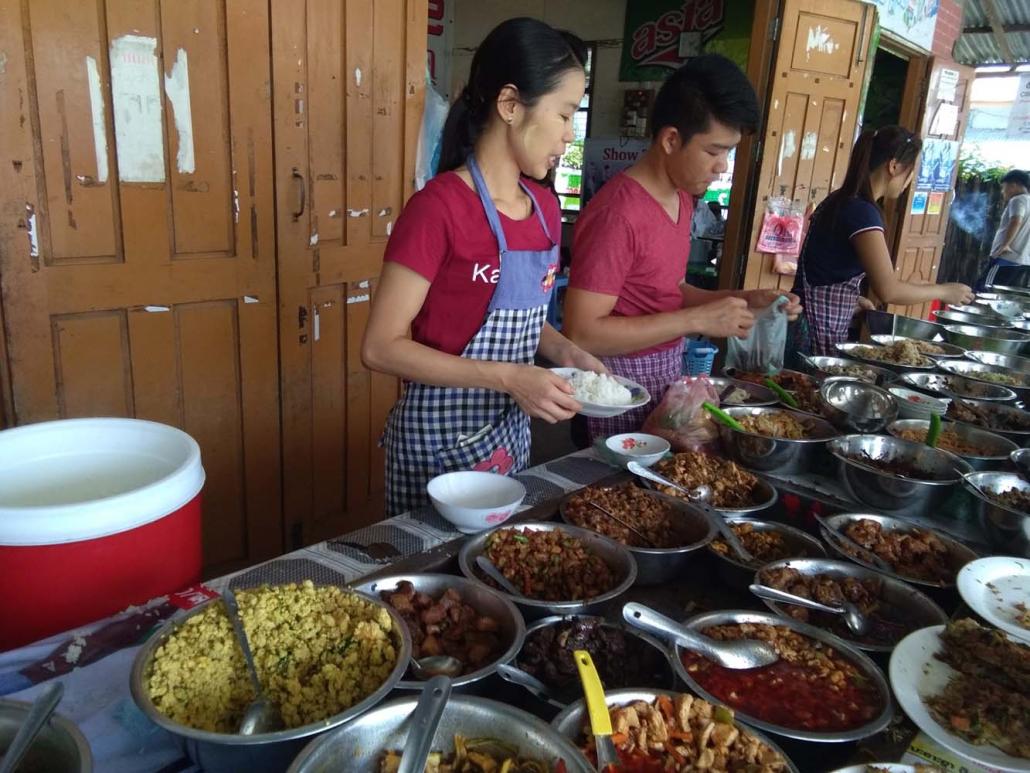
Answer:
[{"xmin": 0, "ymin": 447, "xmax": 1010, "ymax": 772}]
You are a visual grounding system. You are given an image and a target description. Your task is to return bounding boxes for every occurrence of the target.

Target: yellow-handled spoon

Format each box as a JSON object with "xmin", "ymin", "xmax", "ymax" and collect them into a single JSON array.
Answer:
[{"xmin": 573, "ymin": 650, "xmax": 621, "ymax": 771}]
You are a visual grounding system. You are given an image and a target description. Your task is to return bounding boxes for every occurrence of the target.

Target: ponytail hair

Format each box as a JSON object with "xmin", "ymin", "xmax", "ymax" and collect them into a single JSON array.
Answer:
[
  {"xmin": 823, "ymin": 125, "xmax": 921, "ymax": 219},
  {"xmin": 438, "ymin": 18, "xmax": 586, "ymax": 173}
]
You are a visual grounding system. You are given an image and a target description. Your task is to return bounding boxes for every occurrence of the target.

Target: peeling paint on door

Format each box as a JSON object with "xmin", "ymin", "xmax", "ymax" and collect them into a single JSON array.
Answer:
[
  {"xmin": 805, "ymin": 25, "xmax": 839, "ymax": 60},
  {"xmin": 163, "ymin": 48, "xmax": 195, "ymax": 174},
  {"xmin": 110, "ymin": 35, "xmax": 165, "ymax": 182},
  {"xmin": 85, "ymin": 56, "xmax": 109, "ymax": 183},
  {"xmin": 778, "ymin": 130, "xmax": 797, "ymax": 177},
  {"xmin": 800, "ymin": 131, "xmax": 818, "ymax": 161}
]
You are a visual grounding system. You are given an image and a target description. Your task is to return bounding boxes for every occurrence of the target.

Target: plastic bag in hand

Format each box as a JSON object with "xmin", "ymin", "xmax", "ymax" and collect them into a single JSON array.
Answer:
[
  {"xmin": 726, "ymin": 296, "xmax": 789, "ymax": 375},
  {"xmin": 642, "ymin": 376, "xmax": 720, "ymax": 453}
]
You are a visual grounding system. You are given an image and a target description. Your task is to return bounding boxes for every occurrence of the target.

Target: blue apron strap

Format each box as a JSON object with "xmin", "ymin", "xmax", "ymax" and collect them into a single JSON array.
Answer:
[
  {"xmin": 466, "ymin": 155, "xmax": 509, "ymax": 255},
  {"xmin": 518, "ymin": 180, "xmax": 556, "ymax": 247}
]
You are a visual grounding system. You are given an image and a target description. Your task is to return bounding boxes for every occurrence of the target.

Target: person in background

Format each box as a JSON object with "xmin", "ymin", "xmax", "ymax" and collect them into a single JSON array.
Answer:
[
  {"xmin": 361, "ymin": 18, "xmax": 604, "ymax": 516},
  {"xmin": 562, "ymin": 54, "xmax": 801, "ymax": 439},
  {"xmin": 980, "ymin": 169, "xmax": 1030, "ymax": 290},
  {"xmin": 786, "ymin": 126, "xmax": 973, "ymax": 364}
]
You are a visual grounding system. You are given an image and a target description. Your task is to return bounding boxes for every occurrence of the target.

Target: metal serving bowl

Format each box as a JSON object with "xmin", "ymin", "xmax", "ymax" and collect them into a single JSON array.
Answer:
[
  {"xmin": 801, "ymin": 355, "xmax": 897, "ymax": 387},
  {"xmin": 1012, "ymin": 448, "xmax": 1030, "ymax": 477},
  {"xmin": 707, "ymin": 376, "xmax": 778, "ymax": 406},
  {"xmin": 552, "ymin": 688, "xmax": 800, "ymax": 771},
  {"xmin": 864, "ymin": 310, "xmax": 944, "ymax": 341},
  {"xmin": 129, "ymin": 589, "xmax": 412, "ymax": 773},
  {"xmin": 948, "ymin": 303, "xmax": 1014, "ymax": 320},
  {"xmin": 827, "ymin": 434, "xmax": 973, "ymax": 513},
  {"xmin": 937, "ymin": 358, "xmax": 1030, "ymax": 402},
  {"xmin": 817, "ymin": 513, "xmax": 978, "ymax": 589},
  {"xmin": 943, "ymin": 324, "xmax": 1030, "ymax": 355},
  {"xmin": 0, "ymin": 699, "xmax": 92, "ymax": 772},
  {"xmin": 936, "ymin": 309, "xmax": 1012, "ymax": 328},
  {"xmin": 834, "ymin": 342, "xmax": 938, "ymax": 374},
  {"xmin": 717, "ymin": 406, "xmax": 838, "ymax": 475},
  {"xmin": 967, "ymin": 349, "xmax": 1030, "ymax": 375},
  {"xmin": 754, "ymin": 558, "xmax": 947, "ymax": 653},
  {"xmin": 511, "ymin": 616, "xmax": 675, "ymax": 707},
  {"xmin": 818, "ymin": 379, "xmax": 898, "ymax": 434},
  {"xmin": 946, "ymin": 396, "xmax": 1030, "ymax": 447},
  {"xmin": 870, "ymin": 334, "xmax": 966, "ymax": 358},
  {"xmin": 961, "ymin": 472, "xmax": 1030, "ymax": 558},
  {"xmin": 668, "ymin": 610, "xmax": 893, "ymax": 743},
  {"xmin": 900, "ymin": 371, "xmax": 1017, "ymax": 402},
  {"xmin": 351, "ymin": 573, "xmax": 525, "ymax": 691},
  {"xmin": 1011, "ymin": 318, "xmax": 1030, "ymax": 333},
  {"xmin": 887, "ymin": 419, "xmax": 1018, "ymax": 471},
  {"xmin": 288, "ymin": 694, "xmax": 593, "ymax": 773},
  {"xmin": 558, "ymin": 488, "xmax": 715, "ymax": 585},
  {"xmin": 640, "ymin": 462, "xmax": 781, "ymax": 517},
  {"xmin": 457, "ymin": 521, "xmax": 637, "ymax": 621},
  {"xmin": 989, "ymin": 284, "xmax": 1030, "ymax": 297},
  {"xmin": 707, "ymin": 516, "xmax": 827, "ymax": 589}
]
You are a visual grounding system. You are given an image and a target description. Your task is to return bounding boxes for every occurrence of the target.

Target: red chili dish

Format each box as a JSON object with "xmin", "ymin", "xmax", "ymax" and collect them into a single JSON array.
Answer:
[{"xmin": 680, "ymin": 623, "xmax": 882, "ymax": 732}]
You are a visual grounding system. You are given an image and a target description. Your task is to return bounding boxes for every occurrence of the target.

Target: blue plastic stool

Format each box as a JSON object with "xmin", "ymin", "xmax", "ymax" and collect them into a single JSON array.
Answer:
[
  {"xmin": 546, "ymin": 274, "xmax": 570, "ymax": 330},
  {"xmin": 683, "ymin": 339, "xmax": 718, "ymax": 376}
]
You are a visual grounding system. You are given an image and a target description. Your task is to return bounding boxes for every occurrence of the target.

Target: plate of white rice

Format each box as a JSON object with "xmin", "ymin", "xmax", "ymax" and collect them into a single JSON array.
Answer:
[{"xmin": 550, "ymin": 368, "xmax": 651, "ymax": 418}]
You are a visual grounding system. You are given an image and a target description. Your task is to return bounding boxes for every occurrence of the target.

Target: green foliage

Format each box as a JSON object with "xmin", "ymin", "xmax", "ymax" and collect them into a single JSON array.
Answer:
[
  {"xmin": 561, "ymin": 139, "xmax": 583, "ymax": 170},
  {"xmin": 957, "ymin": 147, "xmax": 1010, "ymax": 182}
]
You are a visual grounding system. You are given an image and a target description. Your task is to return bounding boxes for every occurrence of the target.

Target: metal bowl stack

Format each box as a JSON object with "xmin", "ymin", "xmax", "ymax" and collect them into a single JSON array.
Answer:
[
  {"xmin": 551, "ymin": 688, "xmax": 800, "ymax": 771},
  {"xmin": 351, "ymin": 573, "xmax": 526, "ymax": 691},
  {"xmin": 707, "ymin": 376, "xmax": 778, "ymax": 406},
  {"xmin": 961, "ymin": 472, "xmax": 1030, "ymax": 558},
  {"xmin": 942, "ymin": 324, "xmax": 1030, "ymax": 355},
  {"xmin": 457, "ymin": 521, "xmax": 637, "ymax": 620},
  {"xmin": 667, "ymin": 610, "xmax": 893, "ymax": 743},
  {"xmin": 818, "ymin": 379, "xmax": 898, "ymax": 434},
  {"xmin": 864, "ymin": 310, "xmax": 943, "ymax": 341},
  {"xmin": 129, "ymin": 589, "xmax": 413, "ymax": 773},
  {"xmin": 900, "ymin": 371, "xmax": 1017, "ymax": 403},
  {"xmin": 0, "ymin": 699, "xmax": 92, "ymax": 772},
  {"xmin": 288, "ymin": 694, "xmax": 594, "ymax": 772},
  {"xmin": 936, "ymin": 309, "xmax": 1012, "ymax": 328},
  {"xmin": 800, "ymin": 355, "xmax": 897, "ymax": 386},
  {"xmin": 754, "ymin": 558, "xmax": 947, "ymax": 653},
  {"xmin": 717, "ymin": 406, "xmax": 838, "ymax": 475},
  {"xmin": 827, "ymin": 434, "xmax": 973, "ymax": 513},
  {"xmin": 558, "ymin": 488, "xmax": 715, "ymax": 585},
  {"xmin": 936, "ymin": 359, "xmax": 1030, "ymax": 402},
  {"xmin": 887, "ymin": 419, "xmax": 1018, "ymax": 472},
  {"xmin": 816, "ymin": 513, "xmax": 979, "ymax": 590},
  {"xmin": 707, "ymin": 516, "xmax": 826, "ymax": 588},
  {"xmin": 967, "ymin": 349, "xmax": 1030, "ymax": 375}
]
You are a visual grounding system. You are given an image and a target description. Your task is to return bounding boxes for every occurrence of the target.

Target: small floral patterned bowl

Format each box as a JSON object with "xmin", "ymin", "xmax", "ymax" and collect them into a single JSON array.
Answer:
[{"xmin": 604, "ymin": 433, "xmax": 671, "ymax": 468}]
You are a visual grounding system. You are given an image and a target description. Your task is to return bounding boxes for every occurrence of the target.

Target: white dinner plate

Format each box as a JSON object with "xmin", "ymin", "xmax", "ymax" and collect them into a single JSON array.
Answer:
[
  {"xmin": 549, "ymin": 368, "xmax": 651, "ymax": 418},
  {"xmin": 957, "ymin": 556, "xmax": 1030, "ymax": 643},
  {"xmin": 889, "ymin": 625, "xmax": 1029, "ymax": 772}
]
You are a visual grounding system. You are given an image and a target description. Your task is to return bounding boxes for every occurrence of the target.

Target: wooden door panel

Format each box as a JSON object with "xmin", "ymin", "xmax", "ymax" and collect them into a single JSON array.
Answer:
[
  {"xmin": 743, "ymin": 0, "xmax": 875, "ymax": 294},
  {"xmin": 274, "ymin": 0, "xmax": 425, "ymax": 548},
  {"xmin": 0, "ymin": 0, "xmax": 282, "ymax": 575}
]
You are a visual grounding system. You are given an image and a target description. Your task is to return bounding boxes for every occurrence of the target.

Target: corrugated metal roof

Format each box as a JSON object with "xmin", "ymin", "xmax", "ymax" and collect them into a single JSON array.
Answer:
[{"xmin": 954, "ymin": 0, "xmax": 1030, "ymax": 64}]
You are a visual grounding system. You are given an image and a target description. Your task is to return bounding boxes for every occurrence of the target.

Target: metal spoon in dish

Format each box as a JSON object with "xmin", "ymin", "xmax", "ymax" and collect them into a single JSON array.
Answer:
[
  {"xmin": 0, "ymin": 682, "xmax": 64, "ymax": 773},
  {"xmin": 396, "ymin": 675, "xmax": 452, "ymax": 773},
  {"xmin": 813, "ymin": 515, "xmax": 894, "ymax": 574},
  {"xmin": 475, "ymin": 555, "xmax": 521, "ymax": 596},
  {"xmin": 622, "ymin": 602, "xmax": 778, "ymax": 670},
  {"xmin": 495, "ymin": 663, "xmax": 565, "ymax": 710},
  {"xmin": 222, "ymin": 589, "xmax": 285, "ymax": 735},
  {"xmin": 748, "ymin": 584, "xmax": 870, "ymax": 636},
  {"xmin": 410, "ymin": 654, "xmax": 464, "ymax": 680},
  {"xmin": 588, "ymin": 501, "xmax": 657, "ymax": 548}
]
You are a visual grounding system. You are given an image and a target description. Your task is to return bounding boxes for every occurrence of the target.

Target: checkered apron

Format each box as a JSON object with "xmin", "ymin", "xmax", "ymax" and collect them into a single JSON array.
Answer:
[
  {"xmin": 586, "ymin": 341, "xmax": 685, "ymax": 441},
  {"xmin": 793, "ymin": 248, "xmax": 864, "ymax": 357},
  {"xmin": 382, "ymin": 156, "xmax": 558, "ymax": 516}
]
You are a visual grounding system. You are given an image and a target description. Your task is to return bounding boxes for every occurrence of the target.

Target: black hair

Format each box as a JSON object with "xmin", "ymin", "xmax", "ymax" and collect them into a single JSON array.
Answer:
[
  {"xmin": 438, "ymin": 18, "xmax": 586, "ymax": 173},
  {"xmin": 1001, "ymin": 169, "xmax": 1030, "ymax": 189},
  {"xmin": 650, "ymin": 54, "xmax": 759, "ymax": 142},
  {"xmin": 819, "ymin": 125, "xmax": 922, "ymax": 222}
]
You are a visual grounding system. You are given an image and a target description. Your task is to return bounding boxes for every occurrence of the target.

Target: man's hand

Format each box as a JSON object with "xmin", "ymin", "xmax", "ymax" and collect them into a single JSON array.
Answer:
[
  {"xmin": 744, "ymin": 289, "xmax": 803, "ymax": 321},
  {"xmin": 682, "ymin": 297, "xmax": 755, "ymax": 339},
  {"xmin": 855, "ymin": 297, "xmax": 876, "ymax": 313}
]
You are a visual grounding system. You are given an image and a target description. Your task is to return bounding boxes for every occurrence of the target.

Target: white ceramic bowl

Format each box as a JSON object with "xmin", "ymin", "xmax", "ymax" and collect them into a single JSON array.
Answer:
[
  {"xmin": 426, "ymin": 471, "xmax": 526, "ymax": 534},
  {"xmin": 889, "ymin": 386, "xmax": 949, "ymax": 419},
  {"xmin": 603, "ymin": 433, "xmax": 670, "ymax": 467}
]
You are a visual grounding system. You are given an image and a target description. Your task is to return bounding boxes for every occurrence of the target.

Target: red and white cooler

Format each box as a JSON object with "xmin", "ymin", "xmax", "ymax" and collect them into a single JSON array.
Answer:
[{"xmin": 0, "ymin": 418, "xmax": 205, "ymax": 651}]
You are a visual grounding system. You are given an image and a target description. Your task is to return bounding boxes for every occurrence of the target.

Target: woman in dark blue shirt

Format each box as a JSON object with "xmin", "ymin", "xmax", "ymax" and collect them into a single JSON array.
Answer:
[{"xmin": 787, "ymin": 126, "xmax": 972, "ymax": 360}]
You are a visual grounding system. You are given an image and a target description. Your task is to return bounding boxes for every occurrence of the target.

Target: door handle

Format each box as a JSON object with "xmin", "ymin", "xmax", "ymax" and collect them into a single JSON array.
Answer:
[{"xmin": 291, "ymin": 168, "xmax": 305, "ymax": 221}]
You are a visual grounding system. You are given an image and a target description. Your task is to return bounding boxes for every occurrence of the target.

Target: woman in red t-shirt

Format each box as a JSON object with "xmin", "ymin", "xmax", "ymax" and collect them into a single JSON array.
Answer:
[{"xmin": 362, "ymin": 18, "xmax": 604, "ymax": 516}]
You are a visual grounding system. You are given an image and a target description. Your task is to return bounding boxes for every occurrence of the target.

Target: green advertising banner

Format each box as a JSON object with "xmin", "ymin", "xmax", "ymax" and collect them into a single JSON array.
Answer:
[{"xmin": 619, "ymin": 0, "xmax": 754, "ymax": 82}]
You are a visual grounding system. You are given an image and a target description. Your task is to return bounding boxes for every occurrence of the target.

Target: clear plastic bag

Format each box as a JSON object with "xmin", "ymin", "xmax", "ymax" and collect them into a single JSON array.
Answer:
[
  {"xmin": 756, "ymin": 197, "xmax": 805, "ymax": 256},
  {"xmin": 642, "ymin": 376, "xmax": 720, "ymax": 453},
  {"xmin": 726, "ymin": 296, "xmax": 789, "ymax": 374}
]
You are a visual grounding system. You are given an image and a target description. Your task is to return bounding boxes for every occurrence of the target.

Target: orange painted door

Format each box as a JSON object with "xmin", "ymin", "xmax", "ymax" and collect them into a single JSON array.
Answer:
[
  {"xmin": 271, "ymin": 0, "xmax": 427, "ymax": 548},
  {"xmin": 0, "ymin": 0, "xmax": 281, "ymax": 575},
  {"xmin": 743, "ymin": 0, "xmax": 876, "ymax": 293},
  {"xmin": 887, "ymin": 61, "xmax": 974, "ymax": 320}
]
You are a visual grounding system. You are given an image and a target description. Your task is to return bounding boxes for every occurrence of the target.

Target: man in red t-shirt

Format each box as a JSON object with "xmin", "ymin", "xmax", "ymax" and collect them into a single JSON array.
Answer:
[{"xmin": 564, "ymin": 55, "xmax": 801, "ymax": 438}]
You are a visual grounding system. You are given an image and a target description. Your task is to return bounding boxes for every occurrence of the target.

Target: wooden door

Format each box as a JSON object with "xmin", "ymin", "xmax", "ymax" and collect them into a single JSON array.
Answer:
[
  {"xmin": 272, "ymin": 0, "xmax": 426, "ymax": 548},
  {"xmin": 0, "ymin": 0, "xmax": 281, "ymax": 575},
  {"xmin": 742, "ymin": 0, "xmax": 876, "ymax": 292},
  {"xmin": 887, "ymin": 61, "xmax": 974, "ymax": 320}
]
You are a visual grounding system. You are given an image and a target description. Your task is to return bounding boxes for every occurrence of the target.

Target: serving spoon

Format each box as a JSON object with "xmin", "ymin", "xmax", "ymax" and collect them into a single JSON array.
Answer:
[
  {"xmin": 410, "ymin": 654, "xmax": 464, "ymax": 680},
  {"xmin": 748, "ymin": 584, "xmax": 870, "ymax": 636},
  {"xmin": 0, "ymin": 682, "xmax": 63, "ymax": 773},
  {"xmin": 623, "ymin": 602, "xmax": 778, "ymax": 670},
  {"xmin": 475, "ymin": 555, "xmax": 521, "ymax": 596},
  {"xmin": 222, "ymin": 589, "xmax": 285, "ymax": 735},
  {"xmin": 397, "ymin": 675, "xmax": 452, "ymax": 773}
]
